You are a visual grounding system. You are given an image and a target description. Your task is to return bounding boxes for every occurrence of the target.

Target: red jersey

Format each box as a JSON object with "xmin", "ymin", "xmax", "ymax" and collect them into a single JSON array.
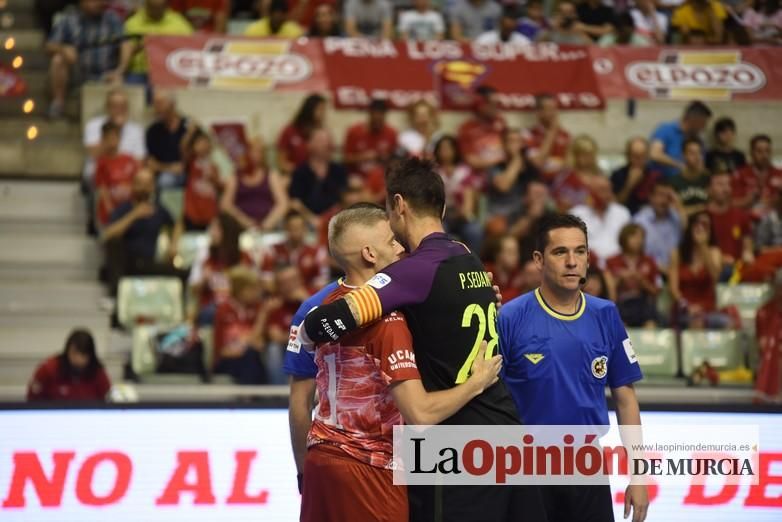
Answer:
[
  {"xmin": 194, "ymin": 252, "xmax": 253, "ymax": 308},
  {"xmin": 732, "ymin": 164, "xmax": 782, "ymax": 213},
  {"xmin": 755, "ymin": 299, "xmax": 782, "ymax": 401},
  {"xmin": 27, "ymin": 356, "xmax": 111, "ymax": 401},
  {"xmin": 184, "ymin": 156, "xmax": 220, "ymax": 227},
  {"xmin": 483, "ymin": 262, "xmax": 525, "ymax": 302},
  {"xmin": 550, "ymin": 169, "xmax": 591, "ymax": 211},
  {"xmin": 276, "ymin": 124, "xmax": 311, "ymax": 169},
  {"xmin": 308, "ymin": 284, "xmax": 420, "ymax": 468},
  {"xmin": 522, "ymin": 123, "xmax": 571, "ymax": 179},
  {"xmin": 457, "ymin": 116, "xmax": 506, "ymax": 170},
  {"xmin": 170, "ymin": 0, "xmax": 228, "ymax": 31},
  {"xmin": 438, "ymin": 164, "xmax": 482, "ymax": 210},
  {"xmin": 213, "ymin": 299, "xmax": 260, "ymax": 367},
  {"xmin": 260, "ymin": 241, "xmax": 328, "ymax": 292},
  {"xmin": 679, "ymin": 263, "xmax": 716, "ymax": 312},
  {"xmin": 343, "ymin": 122, "xmax": 398, "ymax": 173},
  {"xmin": 708, "ymin": 206, "xmax": 753, "ymax": 261},
  {"xmin": 605, "ymin": 253, "xmax": 659, "ymax": 301},
  {"xmin": 95, "ymin": 153, "xmax": 138, "ymax": 225}
]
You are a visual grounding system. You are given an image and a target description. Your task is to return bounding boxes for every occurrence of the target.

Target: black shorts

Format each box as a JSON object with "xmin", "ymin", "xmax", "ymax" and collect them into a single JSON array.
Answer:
[
  {"xmin": 540, "ymin": 484, "xmax": 614, "ymax": 522},
  {"xmin": 408, "ymin": 484, "xmax": 548, "ymax": 522}
]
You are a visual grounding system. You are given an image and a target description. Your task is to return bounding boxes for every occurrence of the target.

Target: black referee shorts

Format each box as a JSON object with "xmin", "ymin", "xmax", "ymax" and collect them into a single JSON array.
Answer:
[
  {"xmin": 408, "ymin": 484, "xmax": 548, "ymax": 522},
  {"xmin": 539, "ymin": 484, "xmax": 615, "ymax": 522}
]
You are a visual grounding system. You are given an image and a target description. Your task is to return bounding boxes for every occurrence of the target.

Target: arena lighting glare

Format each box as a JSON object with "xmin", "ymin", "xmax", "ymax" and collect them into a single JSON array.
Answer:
[
  {"xmin": 23, "ymin": 99, "xmax": 33, "ymax": 113},
  {"xmin": 26, "ymin": 125, "xmax": 38, "ymax": 140},
  {"xmin": 4, "ymin": 36, "xmax": 14, "ymax": 50},
  {"xmin": 11, "ymin": 55, "xmax": 22, "ymax": 68}
]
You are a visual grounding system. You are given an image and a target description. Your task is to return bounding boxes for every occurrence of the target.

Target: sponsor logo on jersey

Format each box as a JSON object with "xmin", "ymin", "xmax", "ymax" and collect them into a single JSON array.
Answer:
[
  {"xmin": 388, "ymin": 349, "xmax": 417, "ymax": 371},
  {"xmin": 367, "ymin": 272, "xmax": 392, "ymax": 289},
  {"xmin": 623, "ymin": 338, "xmax": 638, "ymax": 364},
  {"xmin": 592, "ymin": 356, "xmax": 608, "ymax": 379},
  {"xmin": 524, "ymin": 353, "xmax": 544, "ymax": 364},
  {"xmin": 286, "ymin": 325, "xmax": 301, "ymax": 353}
]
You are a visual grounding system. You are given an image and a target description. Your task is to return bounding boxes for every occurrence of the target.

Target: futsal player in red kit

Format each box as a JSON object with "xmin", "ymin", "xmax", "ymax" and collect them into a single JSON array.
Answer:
[{"xmin": 300, "ymin": 204, "xmax": 501, "ymax": 522}]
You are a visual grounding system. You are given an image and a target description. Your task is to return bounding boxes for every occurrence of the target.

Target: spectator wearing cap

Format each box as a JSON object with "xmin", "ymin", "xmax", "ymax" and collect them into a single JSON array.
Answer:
[
  {"xmin": 611, "ymin": 137, "xmax": 662, "ymax": 215},
  {"xmin": 630, "ymin": 0, "xmax": 669, "ymax": 44},
  {"xmin": 522, "ymin": 93, "xmax": 571, "ymax": 181},
  {"xmin": 343, "ymin": 99, "xmax": 398, "ymax": 196},
  {"xmin": 705, "ymin": 117, "xmax": 746, "ymax": 176},
  {"xmin": 344, "ymin": 0, "xmax": 393, "ymax": 39},
  {"xmin": 576, "ymin": 0, "xmax": 615, "ymax": 41},
  {"xmin": 457, "ymin": 85, "xmax": 507, "ymax": 173},
  {"xmin": 170, "ymin": 0, "xmax": 229, "ymax": 32},
  {"xmin": 732, "ymin": 135, "xmax": 782, "ymax": 214},
  {"xmin": 476, "ymin": 5, "xmax": 531, "ymax": 44},
  {"xmin": 755, "ymin": 268, "xmax": 782, "ymax": 404},
  {"xmin": 671, "ymin": 0, "xmax": 727, "ymax": 44},
  {"xmin": 245, "ymin": 0, "xmax": 304, "ymax": 37},
  {"xmin": 598, "ymin": 12, "xmax": 653, "ymax": 46},
  {"xmin": 650, "ymin": 100, "xmax": 712, "ymax": 178},
  {"xmin": 46, "ymin": 0, "xmax": 123, "ymax": 118},
  {"xmin": 448, "ymin": 0, "xmax": 502, "ymax": 42},
  {"xmin": 398, "ymin": 0, "xmax": 445, "ymax": 41}
]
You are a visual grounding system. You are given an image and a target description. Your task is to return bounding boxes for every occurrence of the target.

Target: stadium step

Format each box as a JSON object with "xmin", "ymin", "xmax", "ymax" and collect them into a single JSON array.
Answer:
[
  {"xmin": 0, "ymin": 233, "xmax": 100, "ymax": 267},
  {"xmin": 0, "ymin": 7, "xmax": 37, "ymax": 30},
  {"xmin": 0, "ymin": 180, "xmax": 84, "ymax": 222},
  {"xmin": 0, "ymin": 280, "xmax": 106, "ymax": 314},
  {"xmin": 0, "ymin": 325, "xmax": 111, "ymax": 358},
  {"xmin": 0, "ymin": 354, "xmax": 126, "ymax": 387},
  {"xmin": 0, "ymin": 29, "xmax": 44, "ymax": 50},
  {"xmin": 0, "ymin": 134, "xmax": 84, "ymax": 177}
]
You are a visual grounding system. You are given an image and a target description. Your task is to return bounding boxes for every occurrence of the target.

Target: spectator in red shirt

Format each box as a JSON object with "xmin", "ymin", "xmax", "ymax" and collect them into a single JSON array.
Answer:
[
  {"xmin": 483, "ymin": 235, "xmax": 526, "ymax": 302},
  {"xmin": 307, "ymin": 2, "xmax": 342, "ymax": 36},
  {"xmin": 170, "ymin": 0, "xmax": 228, "ymax": 32},
  {"xmin": 183, "ymin": 127, "xmax": 222, "ymax": 231},
  {"xmin": 522, "ymin": 93, "xmax": 571, "ymax": 181},
  {"xmin": 28, "ymin": 329, "xmax": 111, "ymax": 401},
  {"xmin": 343, "ymin": 98, "xmax": 398, "ymax": 198},
  {"xmin": 755, "ymin": 269, "xmax": 782, "ymax": 404},
  {"xmin": 733, "ymin": 134, "xmax": 782, "ymax": 217},
  {"xmin": 606, "ymin": 223, "xmax": 661, "ymax": 327},
  {"xmin": 95, "ymin": 121, "xmax": 139, "ymax": 227},
  {"xmin": 260, "ymin": 211, "xmax": 329, "ymax": 292},
  {"xmin": 433, "ymin": 135, "xmax": 483, "ymax": 253},
  {"xmin": 276, "ymin": 94, "xmax": 327, "ymax": 175},
  {"xmin": 213, "ymin": 266, "xmax": 268, "ymax": 384},
  {"xmin": 263, "ymin": 264, "xmax": 310, "ymax": 383},
  {"xmin": 550, "ymin": 134, "xmax": 602, "ymax": 211},
  {"xmin": 457, "ymin": 85, "xmax": 507, "ymax": 173},
  {"xmin": 706, "ymin": 169, "xmax": 755, "ymax": 275}
]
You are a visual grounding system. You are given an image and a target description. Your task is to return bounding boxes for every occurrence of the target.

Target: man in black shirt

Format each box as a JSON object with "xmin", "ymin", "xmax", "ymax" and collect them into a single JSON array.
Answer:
[
  {"xmin": 705, "ymin": 117, "xmax": 747, "ymax": 175},
  {"xmin": 145, "ymin": 89, "xmax": 189, "ymax": 189},
  {"xmin": 576, "ymin": 0, "xmax": 614, "ymax": 41}
]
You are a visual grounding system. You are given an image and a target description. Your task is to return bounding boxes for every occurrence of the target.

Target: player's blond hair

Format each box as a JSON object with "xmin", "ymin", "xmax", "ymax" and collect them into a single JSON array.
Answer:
[{"xmin": 327, "ymin": 204, "xmax": 388, "ymax": 267}]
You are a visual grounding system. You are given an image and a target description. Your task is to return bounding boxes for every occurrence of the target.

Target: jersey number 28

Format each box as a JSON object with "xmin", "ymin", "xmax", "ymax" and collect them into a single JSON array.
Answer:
[{"xmin": 455, "ymin": 302, "xmax": 499, "ymax": 384}]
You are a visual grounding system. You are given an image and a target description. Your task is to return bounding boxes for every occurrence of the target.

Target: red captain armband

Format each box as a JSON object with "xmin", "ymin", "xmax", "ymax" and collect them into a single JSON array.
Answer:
[{"xmin": 302, "ymin": 299, "xmax": 358, "ymax": 344}]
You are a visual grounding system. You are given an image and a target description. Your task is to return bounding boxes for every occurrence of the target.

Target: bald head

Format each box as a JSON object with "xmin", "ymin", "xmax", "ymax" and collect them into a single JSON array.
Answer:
[
  {"xmin": 152, "ymin": 89, "xmax": 176, "ymax": 119},
  {"xmin": 328, "ymin": 205, "xmax": 402, "ymax": 275}
]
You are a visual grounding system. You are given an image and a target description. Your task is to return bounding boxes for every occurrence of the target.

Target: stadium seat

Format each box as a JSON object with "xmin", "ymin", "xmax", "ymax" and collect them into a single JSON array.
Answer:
[
  {"xmin": 159, "ymin": 188, "xmax": 184, "ymax": 222},
  {"xmin": 716, "ymin": 283, "xmax": 772, "ymax": 333},
  {"xmin": 626, "ymin": 328, "xmax": 678, "ymax": 378},
  {"xmin": 130, "ymin": 325, "xmax": 158, "ymax": 376},
  {"xmin": 680, "ymin": 330, "xmax": 743, "ymax": 375},
  {"xmin": 117, "ymin": 277, "xmax": 184, "ymax": 329}
]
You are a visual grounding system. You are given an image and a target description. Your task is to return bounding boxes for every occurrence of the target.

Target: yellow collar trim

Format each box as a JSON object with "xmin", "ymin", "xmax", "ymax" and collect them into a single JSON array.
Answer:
[{"xmin": 534, "ymin": 288, "xmax": 586, "ymax": 321}]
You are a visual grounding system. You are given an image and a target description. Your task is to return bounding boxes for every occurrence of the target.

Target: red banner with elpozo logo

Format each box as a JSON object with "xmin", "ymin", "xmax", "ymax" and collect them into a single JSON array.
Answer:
[{"xmin": 145, "ymin": 36, "xmax": 782, "ymax": 110}]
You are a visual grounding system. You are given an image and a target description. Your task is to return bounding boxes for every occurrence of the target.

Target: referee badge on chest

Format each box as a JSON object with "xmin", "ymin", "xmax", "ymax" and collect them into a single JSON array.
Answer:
[{"xmin": 591, "ymin": 356, "xmax": 608, "ymax": 379}]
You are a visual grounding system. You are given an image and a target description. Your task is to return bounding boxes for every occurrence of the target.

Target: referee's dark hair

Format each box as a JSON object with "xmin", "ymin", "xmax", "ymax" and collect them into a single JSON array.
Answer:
[
  {"xmin": 534, "ymin": 213, "xmax": 588, "ymax": 253},
  {"xmin": 385, "ymin": 156, "xmax": 446, "ymax": 219}
]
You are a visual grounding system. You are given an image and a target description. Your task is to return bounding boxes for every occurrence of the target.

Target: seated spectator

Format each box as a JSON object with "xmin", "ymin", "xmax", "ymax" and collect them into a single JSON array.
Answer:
[
  {"xmin": 583, "ymin": 266, "xmax": 612, "ymax": 300},
  {"xmin": 483, "ymin": 235, "xmax": 526, "ymax": 301},
  {"xmin": 576, "ymin": 0, "xmax": 615, "ymax": 41},
  {"xmin": 487, "ymin": 127, "xmax": 539, "ymax": 222},
  {"xmin": 598, "ymin": 12, "xmax": 652, "ymax": 46},
  {"xmin": 449, "ymin": 0, "xmax": 502, "ymax": 42},
  {"xmin": 733, "ymin": 134, "xmax": 782, "ymax": 216},
  {"xmin": 398, "ymin": 0, "xmax": 445, "ymax": 41},
  {"xmin": 536, "ymin": 1, "xmax": 591, "ymax": 44},
  {"xmin": 182, "ymin": 127, "xmax": 222, "ymax": 231},
  {"xmin": 102, "ymin": 168, "xmax": 182, "ymax": 296},
  {"xmin": 756, "ymin": 189, "xmax": 782, "ymax": 253},
  {"xmin": 27, "ymin": 329, "xmax": 111, "ymax": 401},
  {"xmin": 343, "ymin": 98, "xmax": 398, "ymax": 196},
  {"xmin": 669, "ymin": 211, "xmax": 732, "ymax": 329},
  {"xmin": 46, "ymin": 0, "xmax": 123, "ymax": 118},
  {"xmin": 706, "ymin": 117, "xmax": 746, "ymax": 176},
  {"xmin": 260, "ymin": 211, "xmax": 329, "ymax": 292},
  {"xmin": 522, "ymin": 94, "xmax": 571, "ymax": 181},
  {"xmin": 611, "ymin": 137, "xmax": 662, "ymax": 215},
  {"xmin": 170, "ymin": 0, "xmax": 228, "ymax": 32},
  {"xmin": 95, "ymin": 121, "xmax": 140, "ymax": 228},
  {"xmin": 550, "ymin": 134, "xmax": 602, "ymax": 212},
  {"xmin": 277, "ymin": 94, "xmax": 327, "ymax": 175},
  {"xmin": 189, "ymin": 218, "xmax": 249, "ymax": 326},
  {"xmin": 245, "ymin": 0, "xmax": 304, "ymax": 37},
  {"xmin": 630, "ymin": 0, "xmax": 669, "ymax": 44},
  {"xmin": 476, "ymin": 5, "xmax": 531, "ymax": 44},
  {"xmin": 116, "ymin": 0, "xmax": 193, "ymax": 83},
  {"xmin": 633, "ymin": 182, "xmax": 686, "ymax": 271},
  {"xmin": 220, "ymin": 136, "xmax": 289, "ymax": 244},
  {"xmin": 650, "ymin": 101, "xmax": 712, "ymax": 178},
  {"xmin": 213, "ymin": 266, "xmax": 267, "ymax": 384},
  {"xmin": 457, "ymin": 85, "xmax": 507, "ymax": 173},
  {"xmin": 754, "ymin": 269, "xmax": 782, "ymax": 404},
  {"xmin": 433, "ymin": 136, "xmax": 483, "ymax": 252},
  {"xmin": 308, "ymin": 3, "xmax": 342, "ymax": 36},
  {"xmin": 517, "ymin": 0, "xmax": 549, "ymax": 41},
  {"xmin": 743, "ymin": 0, "xmax": 782, "ymax": 44},
  {"xmin": 146, "ymin": 89, "xmax": 190, "ymax": 190},
  {"xmin": 508, "ymin": 180, "xmax": 555, "ymax": 257},
  {"xmin": 707, "ymin": 170, "xmax": 754, "ymax": 276},
  {"xmin": 36, "ymin": 0, "xmax": 79, "ymax": 36},
  {"xmin": 317, "ymin": 175, "xmax": 373, "ymax": 251},
  {"xmin": 669, "ymin": 138, "xmax": 712, "ymax": 216},
  {"xmin": 571, "ymin": 175, "xmax": 632, "ymax": 263},
  {"xmin": 399, "ymin": 100, "xmax": 441, "ymax": 158},
  {"xmin": 606, "ymin": 224, "xmax": 661, "ymax": 327},
  {"xmin": 344, "ymin": 0, "xmax": 392, "ymax": 39},
  {"xmin": 671, "ymin": 0, "xmax": 727, "ymax": 44},
  {"xmin": 289, "ymin": 128, "xmax": 348, "ymax": 222}
]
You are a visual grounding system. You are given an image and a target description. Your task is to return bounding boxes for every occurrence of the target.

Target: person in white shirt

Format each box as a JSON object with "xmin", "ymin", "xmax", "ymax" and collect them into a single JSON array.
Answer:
[
  {"xmin": 398, "ymin": 99, "xmax": 441, "ymax": 158},
  {"xmin": 570, "ymin": 175, "xmax": 631, "ymax": 265},
  {"xmin": 630, "ymin": 0, "xmax": 669, "ymax": 44},
  {"xmin": 398, "ymin": 0, "xmax": 445, "ymax": 41},
  {"xmin": 475, "ymin": 4, "xmax": 532, "ymax": 44}
]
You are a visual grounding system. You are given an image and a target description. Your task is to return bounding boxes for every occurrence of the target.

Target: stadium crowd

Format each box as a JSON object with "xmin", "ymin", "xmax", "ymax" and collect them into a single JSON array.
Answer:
[{"xmin": 23, "ymin": 0, "xmax": 782, "ymax": 396}]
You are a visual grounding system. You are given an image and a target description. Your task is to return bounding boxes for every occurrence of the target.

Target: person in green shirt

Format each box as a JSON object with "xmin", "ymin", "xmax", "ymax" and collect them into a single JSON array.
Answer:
[
  {"xmin": 109, "ymin": 0, "xmax": 193, "ymax": 83},
  {"xmin": 669, "ymin": 138, "xmax": 712, "ymax": 217},
  {"xmin": 244, "ymin": 0, "xmax": 304, "ymax": 39}
]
